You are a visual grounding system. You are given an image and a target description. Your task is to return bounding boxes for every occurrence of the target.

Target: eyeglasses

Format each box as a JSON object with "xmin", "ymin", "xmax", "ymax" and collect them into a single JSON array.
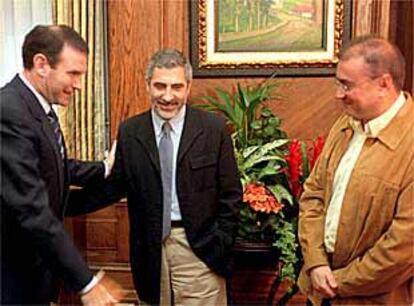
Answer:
[{"xmin": 335, "ymin": 76, "xmax": 381, "ymax": 93}]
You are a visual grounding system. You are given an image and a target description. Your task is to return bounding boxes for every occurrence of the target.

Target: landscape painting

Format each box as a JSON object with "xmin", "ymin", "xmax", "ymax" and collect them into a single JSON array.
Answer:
[
  {"xmin": 217, "ymin": 0, "xmax": 325, "ymax": 52},
  {"xmin": 189, "ymin": 0, "xmax": 351, "ymax": 76}
]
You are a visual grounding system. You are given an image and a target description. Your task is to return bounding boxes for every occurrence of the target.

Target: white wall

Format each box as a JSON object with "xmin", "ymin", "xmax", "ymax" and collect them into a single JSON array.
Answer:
[{"xmin": 0, "ymin": 0, "xmax": 52, "ymax": 86}]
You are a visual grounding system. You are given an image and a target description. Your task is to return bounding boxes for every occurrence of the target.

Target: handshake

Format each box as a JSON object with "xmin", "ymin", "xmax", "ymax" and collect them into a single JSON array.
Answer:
[{"xmin": 81, "ymin": 270, "xmax": 125, "ymax": 305}]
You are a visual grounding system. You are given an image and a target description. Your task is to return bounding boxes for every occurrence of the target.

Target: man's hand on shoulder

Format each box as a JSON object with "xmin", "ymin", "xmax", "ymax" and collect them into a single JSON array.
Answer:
[{"xmin": 309, "ymin": 265, "xmax": 338, "ymax": 299}]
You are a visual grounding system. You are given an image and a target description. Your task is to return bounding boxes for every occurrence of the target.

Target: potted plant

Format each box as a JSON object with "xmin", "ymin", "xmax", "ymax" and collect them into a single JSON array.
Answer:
[{"xmin": 195, "ymin": 79, "xmax": 324, "ymax": 304}]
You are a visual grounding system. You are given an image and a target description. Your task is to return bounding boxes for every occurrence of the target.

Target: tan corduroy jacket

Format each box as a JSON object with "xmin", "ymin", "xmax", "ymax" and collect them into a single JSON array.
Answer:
[{"xmin": 298, "ymin": 93, "xmax": 414, "ymax": 305}]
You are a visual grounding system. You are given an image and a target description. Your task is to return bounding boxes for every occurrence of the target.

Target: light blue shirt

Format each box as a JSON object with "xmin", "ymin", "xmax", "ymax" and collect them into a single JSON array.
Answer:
[{"xmin": 151, "ymin": 105, "xmax": 186, "ymax": 221}]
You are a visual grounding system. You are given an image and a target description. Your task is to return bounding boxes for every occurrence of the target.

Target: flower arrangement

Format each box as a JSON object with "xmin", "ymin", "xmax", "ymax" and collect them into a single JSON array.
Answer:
[
  {"xmin": 286, "ymin": 137, "xmax": 325, "ymax": 201},
  {"xmin": 195, "ymin": 79, "xmax": 324, "ymax": 303},
  {"xmin": 243, "ymin": 183, "xmax": 283, "ymax": 214}
]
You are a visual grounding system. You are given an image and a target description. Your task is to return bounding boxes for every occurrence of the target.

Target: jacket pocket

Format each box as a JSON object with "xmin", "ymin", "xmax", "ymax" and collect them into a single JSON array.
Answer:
[
  {"xmin": 351, "ymin": 174, "xmax": 399, "ymax": 256},
  {"xmin": 190, "ymin": 153, "xmax": 217, "ymax": 169},
  {"xmin": 190, "ymin": 153, "xmax": 217, "ymax": 190}
]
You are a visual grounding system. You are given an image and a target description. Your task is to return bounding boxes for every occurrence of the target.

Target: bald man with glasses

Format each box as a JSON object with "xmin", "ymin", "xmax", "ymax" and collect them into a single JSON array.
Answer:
[{"xmin": 298, "ymin": 36, "xmax": 413, "ymax": 305}]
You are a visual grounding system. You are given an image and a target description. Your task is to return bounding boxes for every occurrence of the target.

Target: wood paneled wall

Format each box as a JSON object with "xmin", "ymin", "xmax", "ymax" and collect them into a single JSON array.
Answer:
[
  {"xmin": 107, "ymin": 0, "xmax": 342, "ymax": 141},
  {"xmin": 69, "ymin": 0, "xmax": 411, "ymax": 304},
  {"xmin": 107, "ymin": 0, "xmax": 189, "ymax": 138},
  {"xmin": 389, "ymin": 0, "xmax": 414, "ymax": 93}
]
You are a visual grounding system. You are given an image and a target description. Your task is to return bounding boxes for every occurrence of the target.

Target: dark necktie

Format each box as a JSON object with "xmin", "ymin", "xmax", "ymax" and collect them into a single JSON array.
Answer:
[
  {"xmin": 47, "ymin": 109, "xmax": 65, "ymax": 160},
  {"xmin": 159, "ymin": 122, "xmax": 173, "ymax": 240}
]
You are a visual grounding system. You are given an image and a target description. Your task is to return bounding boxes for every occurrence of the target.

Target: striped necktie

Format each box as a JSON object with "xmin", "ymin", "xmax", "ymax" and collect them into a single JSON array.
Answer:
[{"xmin": 47, "ymin": 109, "xmax": 65, "ymax": 160}]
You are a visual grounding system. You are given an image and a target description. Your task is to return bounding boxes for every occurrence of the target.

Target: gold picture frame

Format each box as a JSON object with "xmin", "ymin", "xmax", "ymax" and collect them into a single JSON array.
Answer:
[{"xmin": 190, "ymin": 0, "xmax": 352, "ymax": 76}]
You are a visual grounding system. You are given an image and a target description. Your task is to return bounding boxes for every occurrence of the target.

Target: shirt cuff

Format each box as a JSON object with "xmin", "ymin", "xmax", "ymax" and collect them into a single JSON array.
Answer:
[
  {"xmin": 79, "ymin": 275, "xmax": 98, "ymax": 295},
  {"xmin": 103, "ymin": 160, "xmax": 110, "ymax": 178}
]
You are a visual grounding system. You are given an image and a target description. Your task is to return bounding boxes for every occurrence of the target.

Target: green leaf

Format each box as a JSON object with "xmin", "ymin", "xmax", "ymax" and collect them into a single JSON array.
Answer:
[
  {"xmin": 250, "ymin": 120, "xmax": 262, "ymax": 130},
  {"xmin": 261, "ymin": 107, "xmax": 273, "ymax": 117},
  {"xmin": 268, "ymin": 184, "xmax": 294, "ymax": 205},
  {"xmin": 247, "ymin": 139, "xmax": 288, "ymax": 160},
  {"xmin": 267, "ymin": 117, "xmax": 281, "ymax": 127},
  {"xmin": 241, "ymin": 156, "xmax": 285, "ymax": 171},
  {"xmin": 241, "ymin": 146, "xmax": 260, "ymax": 159},
  {"xmin": 215, "ymin": 87, "xmax": 232, "ymax": 104},
  {"xmin": 263, "ymin": 125, "xmax": 276, "ymax": 136},
  {"xmin": 259, "ymin": 139, "xmax": 288, "ymax": 151},
  {"xmin": 240, "ymin": 140, "xmax": 288, "ymax": 170},
  {"xmin": 237, "ymin": 83, "xmax": 249, "ymax": 109},
  {"xmin": 257, "ymin": 165, "xmax": 281, "ymax": 180},
  {"xmin": 233, "ymin": 101, "xmax": 245, "ymax": 130}
]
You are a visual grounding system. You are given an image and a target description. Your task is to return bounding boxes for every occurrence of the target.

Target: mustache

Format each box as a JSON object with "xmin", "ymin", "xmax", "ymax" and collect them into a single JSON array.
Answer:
[{"xmin": 155, "ymin": 99, "xmax": 177, "ymax": 105}]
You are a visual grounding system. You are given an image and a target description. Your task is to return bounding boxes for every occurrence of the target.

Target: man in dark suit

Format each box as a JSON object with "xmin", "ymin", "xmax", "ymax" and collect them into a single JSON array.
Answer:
[
  {"xmin": 70, "ymin": 48, "xmax": 242, "ymax": 305},
  {"xmin": 0, "ymin": 25, "xmax": 122, "ymax": 305}
]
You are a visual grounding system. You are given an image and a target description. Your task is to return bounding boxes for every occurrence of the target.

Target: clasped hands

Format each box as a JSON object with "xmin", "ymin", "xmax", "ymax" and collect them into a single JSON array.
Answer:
[
  {"xmin": 81, "ymin": 270, "xmax": 125, "ymax": 305},
  {"xmin": 309, "ymin": 265, "xmax": 338, "ymax": 299}
]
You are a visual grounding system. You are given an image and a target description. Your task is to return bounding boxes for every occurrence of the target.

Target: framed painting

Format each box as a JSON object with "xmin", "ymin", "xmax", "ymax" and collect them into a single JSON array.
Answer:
[{"xmin": 190, "ymin": 0, "xmax": 352, "ymax": 76}]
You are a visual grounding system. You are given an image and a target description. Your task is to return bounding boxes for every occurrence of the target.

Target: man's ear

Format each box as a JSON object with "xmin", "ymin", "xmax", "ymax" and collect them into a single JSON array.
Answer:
[
  {"xmin": 379, "ymin": 73, "xmax": 393, "ymax": 90},
  {"xmin": 377, "ymin": 73, "xmax": 396, "ymax": 98},
  {"xmin": 32, "ymin": 53, "xmax": 50, "ymax": 77},
  {"xmin": 186, "ymin": 80, "xmax": 192, "ymax": 94}
]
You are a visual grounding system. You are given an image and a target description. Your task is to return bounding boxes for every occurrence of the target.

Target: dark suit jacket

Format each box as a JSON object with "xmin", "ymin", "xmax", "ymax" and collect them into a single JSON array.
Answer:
[
  {"xmin": 0, "ymin": 75, "xmax": 105, "ymax": 304},
  {"xmin": 69, "ymin": 106, "xmax": 242, "ymax": 304}
]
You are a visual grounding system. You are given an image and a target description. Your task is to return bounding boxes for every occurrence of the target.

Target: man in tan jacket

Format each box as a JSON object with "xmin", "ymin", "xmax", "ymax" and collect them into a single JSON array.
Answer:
[{"xmin": 298, "ymin": 36, "xmax": 413, "ymax": 305}]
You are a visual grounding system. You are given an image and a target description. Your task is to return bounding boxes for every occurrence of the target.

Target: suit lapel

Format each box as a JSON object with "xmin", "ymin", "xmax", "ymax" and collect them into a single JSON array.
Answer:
[
  {"xmin": 133, "ymin": 107, "xmax": 203, "ymax": 171},
  {"xmin": 12, "ymin": 76, "xmax": 65, "ymax": 196},
  {"xmin": 134, "ymin": 111, "xmax": 161, "ymax": 173},
  {"xmin": 178, "ymin": 106, "xmax": 203, "ymax": 165}
]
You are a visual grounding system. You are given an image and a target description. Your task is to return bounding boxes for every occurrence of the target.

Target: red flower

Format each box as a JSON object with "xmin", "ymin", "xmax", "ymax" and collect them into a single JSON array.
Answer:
[
  {"xmin": 285, "ymin": 140, "xmax": 303, "ymax": 199},
  {"xmin": 243, "ymin": 183, "xmax": 283, "ymax": 214},
  {"xmin": 309, "ymin": 136, "xmax": 324, "ymax": 170}
]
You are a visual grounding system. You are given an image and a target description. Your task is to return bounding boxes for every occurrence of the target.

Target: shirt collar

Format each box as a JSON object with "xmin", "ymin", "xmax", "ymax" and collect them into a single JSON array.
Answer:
[
  {"xmin": 18, "ymin": 72, "xmax": 52, "ymax": 115},
  {"xmin": 349, "ymin": 91, "xmax": 406, "ymax": 137},
  {"xmin": 151, "ymin": 105, "xmax": 186, "ymax": 138}
]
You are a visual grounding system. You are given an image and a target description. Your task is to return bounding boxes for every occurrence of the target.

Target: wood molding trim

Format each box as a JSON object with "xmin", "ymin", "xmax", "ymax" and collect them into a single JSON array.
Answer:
[
  {"xmin": 353, "ymin": 0, "xmax": 390, "ymax": 38},
  {"xmin": 389, "ymin": 0, "xmax": 414, "ymax": 93}
]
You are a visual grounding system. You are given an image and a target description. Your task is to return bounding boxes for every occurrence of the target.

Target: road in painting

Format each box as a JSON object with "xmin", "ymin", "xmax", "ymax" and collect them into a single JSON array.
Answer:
[{"xmin": 217, "ymin": 0, "xmax": 325, "ymax": 52}]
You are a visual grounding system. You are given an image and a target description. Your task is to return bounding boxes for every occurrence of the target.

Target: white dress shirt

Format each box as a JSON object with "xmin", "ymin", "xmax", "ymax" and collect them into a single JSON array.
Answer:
[
  {"xmin": 19, "ymin": 72, "xmax": 51, "ymax": 114},
  {"xmin": 152, "ymin": 105, "xmax": 186, "ymax": 221},
  {"xmin": 324, "ymin": 92, "xmax": 406, "ymax": 253}
]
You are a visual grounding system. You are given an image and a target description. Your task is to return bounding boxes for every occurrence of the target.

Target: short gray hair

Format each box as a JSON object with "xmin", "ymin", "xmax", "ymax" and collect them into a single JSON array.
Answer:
[
  {"xmin": 340, "ymin": 35, "xmax": 406, "ymax": 90},
  {"xmin": 145, "ymin": 48, "xmax": 193, "ymax": 84}
]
